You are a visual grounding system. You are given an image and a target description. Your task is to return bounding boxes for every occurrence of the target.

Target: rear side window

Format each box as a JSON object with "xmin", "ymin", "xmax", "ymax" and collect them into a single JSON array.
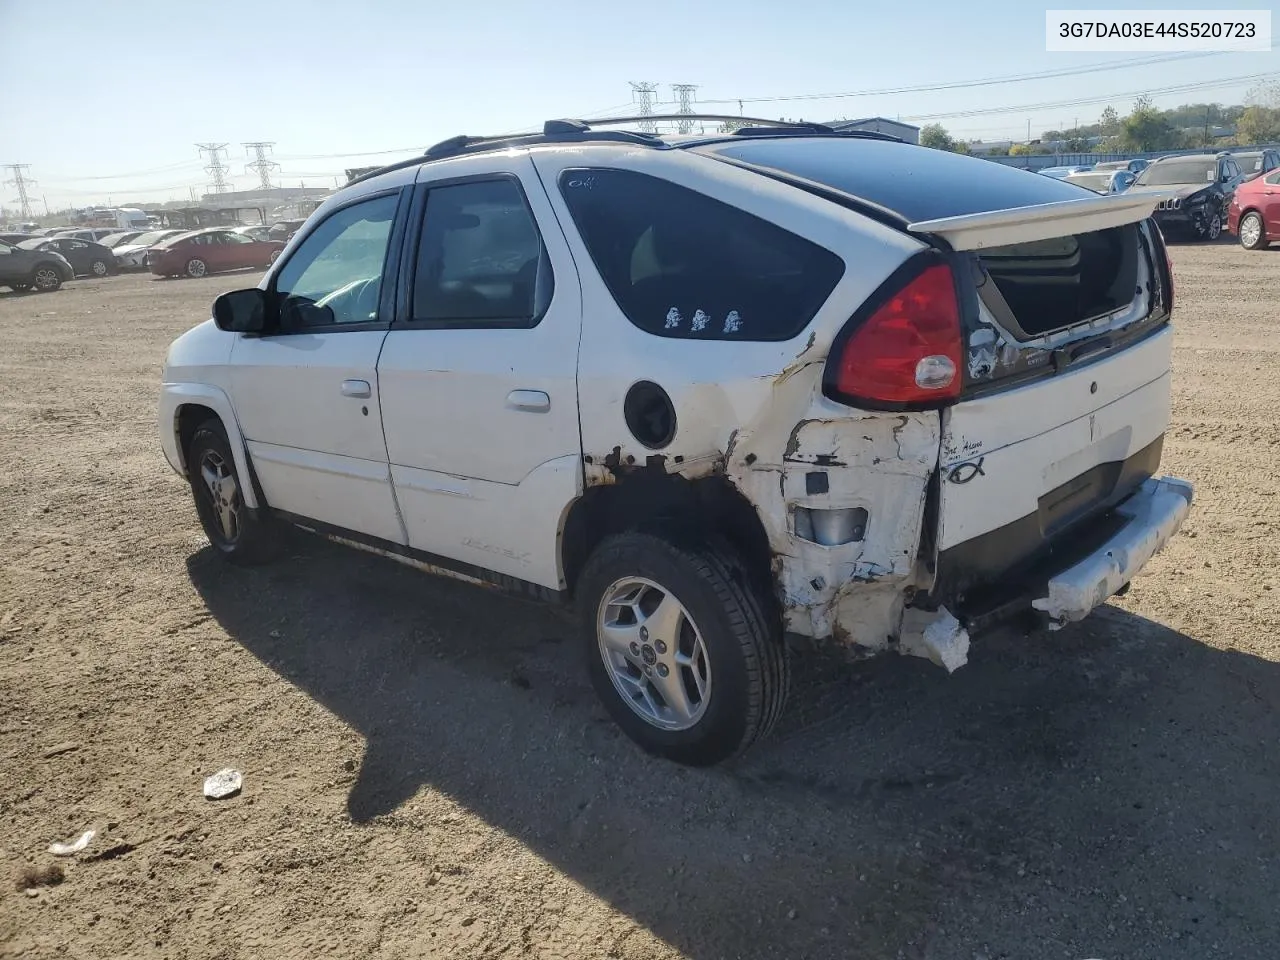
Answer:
[{"xmin": 558, "ymin": 168, "xmax": 844, "ymax": 341}]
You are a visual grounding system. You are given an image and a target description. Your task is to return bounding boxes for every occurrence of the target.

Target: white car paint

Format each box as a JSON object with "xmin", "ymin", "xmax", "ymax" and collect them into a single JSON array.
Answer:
[{"xmin": 159, "ymin": 135, "xmax": 1192, "ymax": 672}]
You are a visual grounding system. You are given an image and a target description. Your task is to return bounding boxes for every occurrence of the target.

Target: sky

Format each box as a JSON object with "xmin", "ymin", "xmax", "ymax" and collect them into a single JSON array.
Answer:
[{"xmin": 2, "ymin": 0, "xmax": 1277, "ymax": 211}]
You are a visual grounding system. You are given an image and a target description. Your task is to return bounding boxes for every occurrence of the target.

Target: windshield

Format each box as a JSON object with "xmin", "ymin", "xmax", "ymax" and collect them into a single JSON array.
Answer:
[
  {"xmin": 1137, "ymin": 160, "xmax": 1216, "ymax": 186},
  {"xmin": 154, "ymin": 231, "xmax": 199, "ymax": 248},
  {"xmin": 16, "ymin": 239, "xmax": 49, "ymax": 250},
  {"xmin": 1066, "ymin": 174, "xmax": 1111, "ymax": 191},
  {"xmin": 1234, "ymin": 153, "xmax": 1263, "ymax": 172}
]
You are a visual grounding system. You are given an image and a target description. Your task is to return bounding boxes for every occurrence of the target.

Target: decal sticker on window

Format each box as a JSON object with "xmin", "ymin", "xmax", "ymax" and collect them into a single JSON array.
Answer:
[
  {"xmin": 723, "ymin": 310, "xmax": 742, "ymax": 333},
  {"xmin": 967, "ymin": 327, "xmax": 997, "ymax": 379},
  {"xmin": 665, "ymin": 307, "xmax": 682, "ymax": 330},
  {"xmin": 691, "ymin": 309, "xmax": 710, "ymax": 332}
]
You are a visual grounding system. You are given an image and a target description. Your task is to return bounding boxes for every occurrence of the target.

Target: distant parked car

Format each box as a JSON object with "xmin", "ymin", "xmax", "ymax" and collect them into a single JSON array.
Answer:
[
  {"xmin": 268, "ymin": 219, "xmax": 306, "ymax": 242},
  {"xmin": 148, "ymin": 228, "xmax": 285, "ymax": 278},
  {"xmin": 1063, "ymin": 170, "xmax": 1137, "ymax": 195},
  {"xmin": 0, "ymin": 232, "xmax": 39, "ymax": 245},
  {"xmin": 230, "ymin": 224, "xmax": 273, "ymax": 242},
  {"xmin": 18, "ymin": 237, "xmax": 117, "ymax": 277},
  {"xmin": 1227, "ymin": 167, "xmax": 1280, "ymax": 249},
  {"xmin": 53, "ymin": 227, "xmax": 133, "ymax": 242},
  {"xmin": 1038, "ymin": 164, "xmax": 1093, "ymax": 179},
  {"xmin": 113, "ymin": 229, "xmax": 187, "ymax": 270},
  {"xmin": 1095, "ymin": 158, "xmax": 1150, "ymax": 175},
  {"xmin": 1229, "ymin": 149, "xmax": 1280, "ymax": 181},
  {"xmin": 99, "ymin": 231, "xmax": 144, "ymax": 249},
  {"xmin": 0, "ymin": 239, "xmax": 75, "ymax": 292},
  {"xmin": 1127, "ymin": 152, "xmax": 1245, "ymax": 241}
]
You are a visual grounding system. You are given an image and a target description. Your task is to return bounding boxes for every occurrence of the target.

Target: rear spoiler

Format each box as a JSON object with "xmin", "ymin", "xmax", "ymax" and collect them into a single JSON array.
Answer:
[{"xmin": 906, "ymin": 192, "xmax": 1172, "ymax": 251}]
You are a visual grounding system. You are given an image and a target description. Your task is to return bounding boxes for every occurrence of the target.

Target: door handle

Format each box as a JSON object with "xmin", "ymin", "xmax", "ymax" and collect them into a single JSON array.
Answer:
[
  {"xmin": 341, "ymin": 379, "xmax": 372, "ymax": 399},
  {"xmin": 506, "ymin": 389, "xmax": 550, "ymax": 413}
]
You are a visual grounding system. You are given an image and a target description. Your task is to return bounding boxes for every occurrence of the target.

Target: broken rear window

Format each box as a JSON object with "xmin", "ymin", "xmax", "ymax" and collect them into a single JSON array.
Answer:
[
  {"xmin": 972, "ymin": 224, "xmax": 1142, "ymax": 339},
  {"xmin": 558, "ymin": 168, "xmax": 844, "ymax": 341}
]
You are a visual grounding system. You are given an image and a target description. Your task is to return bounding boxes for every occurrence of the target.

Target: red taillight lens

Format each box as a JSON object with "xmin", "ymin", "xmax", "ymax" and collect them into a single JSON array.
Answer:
[{"xmin": 828, "ymin": 262, "xmax": 963, "ymax": 407}]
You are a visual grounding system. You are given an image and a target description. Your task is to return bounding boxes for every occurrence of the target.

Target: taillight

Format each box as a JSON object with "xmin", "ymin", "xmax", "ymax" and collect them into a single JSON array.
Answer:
[{"xmin": 826, "ymin": 262, "xmax": 963, "ymax": 408}]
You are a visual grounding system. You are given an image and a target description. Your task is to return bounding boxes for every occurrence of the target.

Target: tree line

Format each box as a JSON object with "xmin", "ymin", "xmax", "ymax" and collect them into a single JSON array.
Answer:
[{"xmin": 921, "ymin": 82, "xmax": 1280, "ymax": 156}]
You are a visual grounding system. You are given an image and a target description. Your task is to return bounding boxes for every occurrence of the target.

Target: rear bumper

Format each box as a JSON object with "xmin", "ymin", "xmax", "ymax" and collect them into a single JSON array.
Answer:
[{"xmin": 1030, "ymin": 475, "xmax": 1191, "ymax": 628}]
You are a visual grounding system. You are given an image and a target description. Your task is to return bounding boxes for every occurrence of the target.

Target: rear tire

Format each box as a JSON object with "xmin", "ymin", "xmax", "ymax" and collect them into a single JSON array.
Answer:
[
  {"xmin": 577, "ymin": 531, "xmax": 788, "ymax": 766},
  {"xmin": 187, "ymin": 418, "xmax": 274, "ymax": 565},
  {"xmin": 1239, "ymin": 211, "xmax": 1267, "ymax": 250},
  {"xmin": 90, "ymin": 259, "xmax": 109, "ymax": 277},
  {"xmin": 31, "ymin": 265, "xmax": 62, "ymax": 292},
  {"xmin": 185, "ymin": 258, "xmax": 207, "ymax": 278}
]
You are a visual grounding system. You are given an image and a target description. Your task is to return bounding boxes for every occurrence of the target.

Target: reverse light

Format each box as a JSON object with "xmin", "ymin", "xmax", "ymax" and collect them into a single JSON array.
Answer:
[{"xmin": 826, "ymin": 261, "xmax": 963, "ymax": 407}]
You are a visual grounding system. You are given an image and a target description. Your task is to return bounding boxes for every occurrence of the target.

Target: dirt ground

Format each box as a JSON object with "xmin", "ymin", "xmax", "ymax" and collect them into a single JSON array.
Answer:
[{"xmin": 1, "ymin": 245, "xmax": 1278, "ymax": 960}]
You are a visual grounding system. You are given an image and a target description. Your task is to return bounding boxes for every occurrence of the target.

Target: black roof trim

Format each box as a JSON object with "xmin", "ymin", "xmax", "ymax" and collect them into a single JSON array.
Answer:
[{"xmin": 343, "ymin": 115, "xmax": 904, "ymax": 188}]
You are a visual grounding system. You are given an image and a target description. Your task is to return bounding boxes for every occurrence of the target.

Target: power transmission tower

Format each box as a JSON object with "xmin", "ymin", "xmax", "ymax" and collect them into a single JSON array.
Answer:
[
  {"xmin": 671, "ymin": 84, "xmax": 699, "ymax": 134},
  {"xmin": 630, "ymin": 82, "xmax": 660, "ymax": 133},
  {"xmin": 243, "ymin": 142, "xmax": 281, "ymax": 190},
  {"xmin": 195, "ymin": 143, "xmax": 231, "ymax": 194},
  {"xmin": 3, "ymin": 164, "xmax": 36, "ymax": 219}
]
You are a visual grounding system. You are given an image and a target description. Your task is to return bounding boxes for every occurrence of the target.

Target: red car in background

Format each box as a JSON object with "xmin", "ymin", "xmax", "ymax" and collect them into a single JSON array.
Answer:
[
  {"xmin": 148, "ymin": 227, "xmax": 285, "ymax": 279},
  {"xmin": 1227, "ymin": 169, "xmax": 1280, "ymax": 250}
]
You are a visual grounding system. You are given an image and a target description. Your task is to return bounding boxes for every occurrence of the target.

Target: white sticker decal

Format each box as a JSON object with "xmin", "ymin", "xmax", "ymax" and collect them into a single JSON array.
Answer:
[
  {"xmin": 665, "ymin": 307, "xmax": 682, "ymax": 330},
  {"xmin": 691, "ymin": 309, "xmax": 710, "ymax": 332},
  {"xmin": 723, "ymin": 310, "xmax": 742, "ymax": 333}
]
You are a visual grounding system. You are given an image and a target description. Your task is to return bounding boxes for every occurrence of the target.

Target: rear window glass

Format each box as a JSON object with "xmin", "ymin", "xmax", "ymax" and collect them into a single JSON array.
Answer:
[
  {"xmin": 695, "ymin": 137, "xmax": 1092, "ymax": 223},
  {"xmin": 973, "ymin": 224, "xmax": 1141, "ymax": 339},
  {"xmin": 558, "ymin": 168, "xmax": 843, "ymax": 341}
]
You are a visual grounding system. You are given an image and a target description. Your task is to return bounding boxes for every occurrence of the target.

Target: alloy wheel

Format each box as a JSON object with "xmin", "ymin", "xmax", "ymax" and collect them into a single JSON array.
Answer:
[
  {"xmin": 596, "ymin": 577, "xmax": 712, "ymax": 731},
  {"xmin": 198, "ymin": 450, "xmax": 241, "ymax": 545}
]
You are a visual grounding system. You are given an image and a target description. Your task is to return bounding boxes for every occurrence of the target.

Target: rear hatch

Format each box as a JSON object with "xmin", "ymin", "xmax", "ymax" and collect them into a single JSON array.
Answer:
[{"xmin": 696, "ymin": 137, "xmax": 1173, "ymax": 613}]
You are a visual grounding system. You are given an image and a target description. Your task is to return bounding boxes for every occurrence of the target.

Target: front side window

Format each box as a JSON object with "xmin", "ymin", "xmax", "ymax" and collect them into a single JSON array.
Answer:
[
  {"xmin": 559, "ymin": 168, "xmax": 844, "ymax": 341},
  {"xmin": 273, "ymin": 193, "xmax": 399, "ymax": 328},
  {"xmin": 411, "ymin": 178, "xmax": 551, "ymax": 326}
]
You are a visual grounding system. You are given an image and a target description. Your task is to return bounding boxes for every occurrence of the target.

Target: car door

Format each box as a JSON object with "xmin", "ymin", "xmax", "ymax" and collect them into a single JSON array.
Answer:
[
  {"xmin": 59, "ymin": 239, "xmax": 90, "ymax": 275},
  {"xmin": 376, "ymin": 156, "xmax": 583, "ymax": 589},
  {"xmin": 0, "ymin": 241, "xmax": 20, "ymax": 284},
  {"xmin": 1261, "ymin": 171, "xmax": 1280, "ymax": 235},
  {"xmin": 228, "ymin": 188, "xmax": 409, "ymax": 544}
]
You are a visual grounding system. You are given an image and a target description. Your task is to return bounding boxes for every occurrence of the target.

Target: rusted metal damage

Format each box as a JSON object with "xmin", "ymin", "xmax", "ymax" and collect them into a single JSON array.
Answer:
[{"xmin": 581, "ymin": 351, "xmax": 956, "ymax": 668}]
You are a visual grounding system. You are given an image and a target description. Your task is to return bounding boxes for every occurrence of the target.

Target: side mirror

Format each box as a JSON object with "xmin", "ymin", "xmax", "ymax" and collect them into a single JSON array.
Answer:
[{"xmin": 213, "ymin": 288, "xmax": 271, "ymax": 333}]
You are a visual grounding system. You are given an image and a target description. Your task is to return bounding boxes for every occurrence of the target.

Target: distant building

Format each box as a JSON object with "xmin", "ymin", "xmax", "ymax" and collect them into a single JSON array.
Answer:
[{"xmin": 824, "ymin": 117, "xmax": 920, "ymax": 145}]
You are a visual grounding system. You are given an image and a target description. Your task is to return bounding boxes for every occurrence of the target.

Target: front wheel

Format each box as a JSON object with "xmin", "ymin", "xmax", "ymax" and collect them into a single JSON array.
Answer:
[
  {"xmin": 1239, "ymin": 211, "xmax": 1267, "ymax": 250},
  {"xmin": 1203, "ymin": 213, "xmax": 1223, "ymax": 241},
  {"xmin": 187, "ymin": 418, "xmax": 274, "ymax": 565},
  {"xmin": 578, "ymin": 532, "xmax": 788, "ymax": 766},
  {"xmin": 31, "ymin": 265, "xmax": 62, "ymax": 292},
  {"xmin": 185, "ymin": 258, "xmax": 207, "ymax": 278}
]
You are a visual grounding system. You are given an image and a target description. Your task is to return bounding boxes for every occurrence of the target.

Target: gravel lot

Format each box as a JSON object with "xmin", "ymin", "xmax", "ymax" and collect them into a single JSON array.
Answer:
[{"xmin": 1, "ymin": 246, "xmax": 1278, "ymax": 960}]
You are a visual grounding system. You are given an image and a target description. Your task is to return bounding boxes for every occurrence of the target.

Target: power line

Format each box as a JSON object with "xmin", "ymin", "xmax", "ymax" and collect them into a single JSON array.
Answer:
[
  {"xmin": 901, "ymin": 71, "xmax": 1274, "ymax": 123},
  {"xmin": 195, "ymin": 143, "xmax": 231, "ymax": 194},
  {"xmin": 243, "ymin": 142, "xmax": 281, "ymax": 189},
  {"xmin": 3, "ymin": 164, "xmax": 36, "ymax": 219}
]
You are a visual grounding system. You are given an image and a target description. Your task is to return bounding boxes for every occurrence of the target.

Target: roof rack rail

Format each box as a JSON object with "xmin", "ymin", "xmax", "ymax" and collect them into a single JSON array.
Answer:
[{"xmin": 344, "ymin": 113, "xmax": 902, "ymax": 188}]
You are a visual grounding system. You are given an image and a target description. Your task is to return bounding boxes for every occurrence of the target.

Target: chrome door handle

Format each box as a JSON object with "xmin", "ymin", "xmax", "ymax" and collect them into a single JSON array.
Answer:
[
  {"xmin": 506, "ymin": 389, "xmax": 550, "ymax": 413},
  {"xmin": 341, "ymin": 379, "xmax": 372, "ymax": 399}
]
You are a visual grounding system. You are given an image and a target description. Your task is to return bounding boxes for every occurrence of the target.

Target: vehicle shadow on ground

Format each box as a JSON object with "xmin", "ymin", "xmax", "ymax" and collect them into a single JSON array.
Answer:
[{"xmin": 188, "ymin": 534, "xmax": 1280, "ymax": 959}]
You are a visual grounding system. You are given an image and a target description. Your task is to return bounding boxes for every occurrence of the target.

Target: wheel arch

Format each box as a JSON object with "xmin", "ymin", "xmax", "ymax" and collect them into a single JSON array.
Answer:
[
  {"xmin": 560, "ymin": 471, "xmax": 777, "ymax": 612},
  {"xmin": 164, "ymin": 383, "xmax": 262, "ymax": 509}
]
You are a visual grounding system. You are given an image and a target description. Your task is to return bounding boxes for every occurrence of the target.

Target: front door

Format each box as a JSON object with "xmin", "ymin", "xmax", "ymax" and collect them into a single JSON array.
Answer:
[
  {"xmin": 1262, "ymin": 171, "xmax": 1280, "ymax": 236},
  {"xmin": 376, "ymin": 157, "xmax": 583, "ymax": 589},
  {"xmin": 228, "ymin": 189, "xmax": 408, "ymax": 544}
]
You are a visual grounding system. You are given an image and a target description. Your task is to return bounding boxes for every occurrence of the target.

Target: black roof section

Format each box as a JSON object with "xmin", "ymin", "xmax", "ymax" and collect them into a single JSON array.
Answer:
[{"xmin": 345, "ymin": 114, "xmax": 905, "ymax": 187}]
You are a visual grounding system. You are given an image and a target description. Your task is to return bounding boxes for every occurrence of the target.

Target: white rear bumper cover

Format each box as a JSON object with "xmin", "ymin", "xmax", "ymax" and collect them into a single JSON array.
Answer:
[{"xmin": 1032, "ymin": 476, "xmax": 1193, "ymax": 628}]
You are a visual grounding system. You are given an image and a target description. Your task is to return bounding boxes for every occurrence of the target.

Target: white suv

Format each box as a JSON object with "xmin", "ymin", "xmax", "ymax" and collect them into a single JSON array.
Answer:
[{"xmin": 159, "ymin": 117, "xmax": 1193, "ymax": 766}]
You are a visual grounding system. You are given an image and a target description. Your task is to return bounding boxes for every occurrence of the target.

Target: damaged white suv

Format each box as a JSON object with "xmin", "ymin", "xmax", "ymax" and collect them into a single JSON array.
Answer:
[{"xmin": 159, "ymin": 117, "xmax": 1192, "ymax": 766}]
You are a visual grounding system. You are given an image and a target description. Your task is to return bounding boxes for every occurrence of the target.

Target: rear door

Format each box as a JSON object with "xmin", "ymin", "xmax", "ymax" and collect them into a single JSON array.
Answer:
[
  {"xmin": 1262, "ymin": 171, "xmax": 1280, "ymax": 234},
  {"xmin": 375, "ymin": 155, "xmax": 583, "ymax": 588}
]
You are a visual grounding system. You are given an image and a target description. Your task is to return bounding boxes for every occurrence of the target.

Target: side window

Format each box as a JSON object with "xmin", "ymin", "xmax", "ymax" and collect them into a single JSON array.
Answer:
[
  {"xmin": 410, "ymin": 178, "xmax": 551, "ymax": 326},
  {"xmin": 559, "ymin": 168, "xmax": 845, "ymax": 341},
  {"xmin": 273, "ymin": 192, "xmax": 399, "ymax": 329},
  {"xmin": 226, "ymin": 233, "xmax": 252, "ymax": 244},
  {"xmin": 71, "ymin": 240, "xmax": 88, "ymax": 249},
  {"xmin": 1266, "ymin": 171, "xmax": 1280, "ymax": 186},
  {"xmin": 1223, "ymin": 159, "xmax": 1240, "ymax": 181}
]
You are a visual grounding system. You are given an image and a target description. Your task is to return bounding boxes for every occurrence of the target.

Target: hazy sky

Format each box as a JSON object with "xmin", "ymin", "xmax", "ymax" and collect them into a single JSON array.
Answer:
[{"xmin": 2, "ymin": 0, "xmax": 1276, "ymax": 209}]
